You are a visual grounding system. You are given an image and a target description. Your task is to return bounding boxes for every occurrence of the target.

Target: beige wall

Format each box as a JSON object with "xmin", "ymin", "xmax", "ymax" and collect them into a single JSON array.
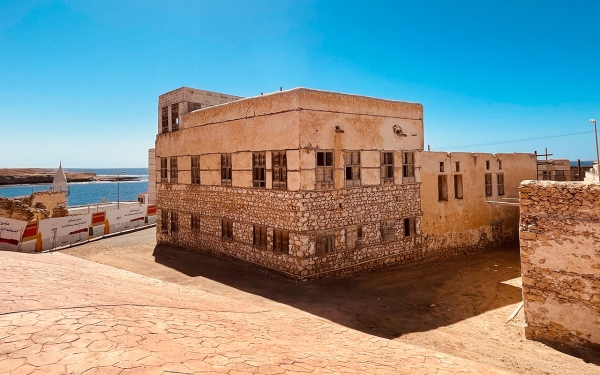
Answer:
[
  {"xmin": 520, "ymin": 180, "xmax": 600, "ymax": 347},
  {"xmin": 156, "ymin": 88, "xmax": 424, "ymax": 192},
  {"xmin": 420, "ymin": 151, "xmax": 536, "ymax": 252}
]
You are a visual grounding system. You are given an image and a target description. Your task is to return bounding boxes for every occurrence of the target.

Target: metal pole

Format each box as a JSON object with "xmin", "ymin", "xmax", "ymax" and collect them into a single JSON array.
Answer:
[{"xmin": 592, "ymin": 119, "xmax": 599, "ymax": 181}]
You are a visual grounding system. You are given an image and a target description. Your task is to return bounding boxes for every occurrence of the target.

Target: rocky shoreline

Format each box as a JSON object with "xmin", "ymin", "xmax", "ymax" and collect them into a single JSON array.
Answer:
[{"xmin": 0, "ymin": 168, "xmax": 140, "ymax": 186}]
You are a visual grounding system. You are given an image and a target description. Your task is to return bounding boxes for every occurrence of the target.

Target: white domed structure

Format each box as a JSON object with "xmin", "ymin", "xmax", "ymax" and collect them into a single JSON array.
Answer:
[{"xmin": 52, "ymin": 162, "xmax": 68, "ymax": 194}]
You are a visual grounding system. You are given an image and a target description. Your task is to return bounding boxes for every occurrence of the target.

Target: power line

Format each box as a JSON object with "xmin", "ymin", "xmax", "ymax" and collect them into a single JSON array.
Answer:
[{"xmin": 435, "ymin": 130, "xmax": 594, "ymax": 150}]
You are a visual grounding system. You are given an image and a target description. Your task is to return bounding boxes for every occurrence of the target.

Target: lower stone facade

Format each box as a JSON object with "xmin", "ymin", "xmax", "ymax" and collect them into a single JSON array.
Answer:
[
  {"xmin": 520, "ymin": 180, "xmax": 600, "ymax": 347},
  {"xmin": 157, "ymin": 183, "xmax": 424, "ymax": 278}
]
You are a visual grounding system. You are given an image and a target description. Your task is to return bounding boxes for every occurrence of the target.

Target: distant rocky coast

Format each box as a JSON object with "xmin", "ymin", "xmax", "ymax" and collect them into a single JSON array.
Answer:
[{"xmin": 0, "ymin": 169, "xmax": 140, "ymax": 185}]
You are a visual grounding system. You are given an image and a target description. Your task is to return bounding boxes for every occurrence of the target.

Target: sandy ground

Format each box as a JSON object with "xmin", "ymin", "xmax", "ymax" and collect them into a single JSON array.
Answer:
[{"xmin": 63, "ymin": 228, "xmax": 600, "ymax": 375}]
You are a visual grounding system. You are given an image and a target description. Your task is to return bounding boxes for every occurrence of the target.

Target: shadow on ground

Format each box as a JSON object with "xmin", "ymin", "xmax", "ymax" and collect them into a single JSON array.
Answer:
[{"xmin": 152, "ymin": 244, "xmax": 522, "ymax": 340}]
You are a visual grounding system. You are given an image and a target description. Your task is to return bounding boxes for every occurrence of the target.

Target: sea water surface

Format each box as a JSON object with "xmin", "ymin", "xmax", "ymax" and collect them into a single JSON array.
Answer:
[{"xmin": 0, "ymin": 168, "xmax": 149, "ymax": 206}]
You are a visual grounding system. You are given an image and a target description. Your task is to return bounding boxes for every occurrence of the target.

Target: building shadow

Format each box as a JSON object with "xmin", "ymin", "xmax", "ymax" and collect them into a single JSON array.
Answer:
[{"xmin": 152, "ymin": 244, "xmax": 523, "ymax": 340}]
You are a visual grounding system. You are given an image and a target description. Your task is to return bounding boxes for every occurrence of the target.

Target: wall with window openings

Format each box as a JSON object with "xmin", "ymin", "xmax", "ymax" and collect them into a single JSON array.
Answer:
[
  {"xmin": 155, "ymin": 88, "xmax": 427, "ymax": 278},
  {"xmin": 420, "ymin": 151, "xmax": 537, "ymax": 256}
]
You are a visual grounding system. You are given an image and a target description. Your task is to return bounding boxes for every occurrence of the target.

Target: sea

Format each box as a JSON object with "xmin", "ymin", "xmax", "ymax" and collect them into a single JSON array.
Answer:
[{"xmin": 0, "ymin": 168, "xmax": 149, "ymax": 206}]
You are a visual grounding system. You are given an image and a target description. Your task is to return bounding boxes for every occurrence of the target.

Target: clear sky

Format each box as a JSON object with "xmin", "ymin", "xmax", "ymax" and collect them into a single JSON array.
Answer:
[{"xmin": 1, "ymin": 0, "xmax": 599, "ymax": 168}]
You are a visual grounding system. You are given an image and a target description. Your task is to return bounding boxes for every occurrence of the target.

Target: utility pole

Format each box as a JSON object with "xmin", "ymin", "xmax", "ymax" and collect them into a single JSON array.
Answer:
[{"xmin": 591, "ymin": 119, "xmax": 599, "ymax": 181}]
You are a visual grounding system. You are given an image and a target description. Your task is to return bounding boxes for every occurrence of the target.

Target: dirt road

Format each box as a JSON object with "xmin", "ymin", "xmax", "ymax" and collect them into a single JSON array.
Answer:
[{"xmin": 63, "ymin": 228, "xmax": 600, "ymax": 375}]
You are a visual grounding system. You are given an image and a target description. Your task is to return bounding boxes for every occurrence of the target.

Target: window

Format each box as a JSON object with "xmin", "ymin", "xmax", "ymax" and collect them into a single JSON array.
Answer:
[
  {"xmin": 273, "ymin": 229, "xmax": 289, "ymax": 253},
  {"xmin": 191, "ymin": 156, "xmax": 200, "ymax": 185},
  {"xmin": 497, "ymin": 174, "xmax": 505, "ymax": 195},
  {"xmin": 316, "ymin": 231, "xmax": 335, "ymax": 254},
  {"xmin": 485, "ymin": 173, "xmax": 493, "ymax": 196},
  {"xmin": 439, "ymin": 162, "xmax": 444, "ymax": 172},
  {"xmin": 455, "ymin": 162, "xmax": 460, "ymax": 172},
  {"xmin": 221, "ymin": 219, "xmax": 233, "ymax": 240},
  {"xmin": 344, "ymin": 151, "xmax": 361, "ymax": 187},
  {"xmin": 160, "ymin": 158, "xmax": 168, "ymax": 183},
  {"xmin": 381, "ymin": 220, "xmax": 396, "ymax": 242},
  {"xmin": 381, "ymin": 152, "xmax": 394, "ymax": 184},
  {"xmin": 454, "ymin": 174, "xmax": 463, "ymax": 199},
  {"xmin": 161, "ymin": 210, "xmax": 168, "ymax": 234},
  {"xmin": 191, "ymin": 214, "xmax": 201, "ymax": 231},
  {"xmin": 346, "ymin": 225, "xmax": 364, "ymax": 249},
  {"xmin": 188, "ymin": 102, "xmax": 202, "ymax": 112},
  {"xmin": 438, "ymin": 175, "xmax": 448, "ymax": 201},
  {"xmin": 272, "ymin": 151, "xmax": 287, "ymax": 190},
  {"xmin": 161, "ymin": 107, "xmax": 168, "ymax": 133},
  {"xmin": 542, "ymin": 170, "xmax": 549, "ymax": 180},
  {"xmin": 498, "ymin": 160, "xmax": 502, "ymax": 170},
  {"xmin": 171, "ymin": 104, "xmax": 179, "ymax": 131},
  {"xmin": 486, "ymin": 160, "xmax": 490, "ymax": 170},
  {"xmin": 170, "ymin": 211, "xmax": 178, "ymax": 234},
  {"xmin": 316, "ymin": 151, "xmax": 334, "ymax": 190},
  {"xmin": 221, "ymin": 154, "xmax": 232, "ymax": 186},
  {"xmin": 555, "ymin": 170, "xmax": 566, "ymax": 181},
  {"xmin": 253, "ymin": 225, "xmax": 267, "ymax": 248},
  {"xmin": 404, "ymin": 218, "xmax": 416, "ymax": 237},
  {"xmin": 253, "ymin": 152, "xmax": 266, "ymax": 188},
  {"xmin": 402, "ymin": 152, "xmax": 415, "ymax": 183},
  {"xmin": 170, "ymin": 157, "xmax": 178, "ymax": 184}
]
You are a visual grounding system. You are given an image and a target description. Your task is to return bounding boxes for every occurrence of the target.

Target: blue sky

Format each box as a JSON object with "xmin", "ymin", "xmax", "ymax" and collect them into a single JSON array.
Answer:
[{"xmin": 1, "ymin": 0, "xmax": 599, "ymax": 167}]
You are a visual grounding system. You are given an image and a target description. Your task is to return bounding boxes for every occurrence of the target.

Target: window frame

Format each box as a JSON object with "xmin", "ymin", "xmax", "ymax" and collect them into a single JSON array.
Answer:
[
  {"xmin": 170, "ymin": 211, "xmax": 178, "ymax": 234},
  {"xmin": 404, "ymin": 217, "xmax": 416, "ymax": 237},
  {"xmin": 221, "ymin": 218, "xmax": 233, "ymax": 240},
  {"xmin": 221, "ymin": 154, "xmax": 232, "ymax": 186},
  {"xmin": 272, "ymin": 151, "xmax": 287, "ymax": 190},
  {"xmin": 171, "ymin": 103, "xmax": 179, "ymax": 131},
  {"xmin": 170, "ymin": 157, "xmax": 178, "ymax": 184},
  {"xmin": 252, "ymin": 152, "xmax": 266, "ymax": 188},
  {"xmin": 497, "ymin": 173, "xmax": 505, "ymax": 195},
  {"xmin": 485, "ymin": 173, "xmax": 493, "ymax": 196},
  {"xmin": 161, "ymin": 106, "xmax": 169, "ymax": 133},
  {"xmin": 381, "ymin": 220, "xmax": 396, "ymax": 242},
  {"xmin": 161, "ymin": 210, "xmax": 168, "ymax": 234},
  {"xmin": 346, "ymin": 225, "xmax": 364, "ymax": 249},
  {"xmin": 191, "ymin": 214, "xmax": 201, "ymax": 231},
  {"xmin": 438, "ymin": 174, "xmax": 448, "ymax": 201},
  {"xmin": 273, "ymin": 229, "xmax": 290, "ymax": 254},
  {"xmin": 316, "ymin": 230, "xmax": 335, "ymax": 255},
  {"xmin": 253, "ymin": 224, "xmax": 267, "ymax": 248},
  {"xmin": 160, "ymin": 158, "xmax": 168, "ymax": 183},
  {"xmin": 316, "ymin": 151, "xmax": 334, "ymax": 190},
  {"xmin": 344, "ymin": 151, "xmax": 361, "ymax": 187},
  {"xmin": 191, "ymin": 156, "xmax": 200, "ymax": 185},
  {"xmin": 454, "ymin": 174, "xmax": 463, "ymax": 199},
  {"xmin": 381, "ymin": 151, "xmax": 394, "ymax": 184},
  {"xmin": 402, "ymin": 152, "xmax": 415, "ymax": 183}
]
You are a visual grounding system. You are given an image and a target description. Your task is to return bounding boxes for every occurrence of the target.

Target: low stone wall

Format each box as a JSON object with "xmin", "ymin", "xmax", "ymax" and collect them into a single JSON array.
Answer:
[{"xmin": 519, "ymin": 180, "xmax": 600, "ymax": 347}]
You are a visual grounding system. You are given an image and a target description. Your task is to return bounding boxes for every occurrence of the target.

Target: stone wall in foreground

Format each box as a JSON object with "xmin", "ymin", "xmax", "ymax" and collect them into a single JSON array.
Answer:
[{"xmin": 519, "ymin": 180, "xmax": 600, "ymax": 347}]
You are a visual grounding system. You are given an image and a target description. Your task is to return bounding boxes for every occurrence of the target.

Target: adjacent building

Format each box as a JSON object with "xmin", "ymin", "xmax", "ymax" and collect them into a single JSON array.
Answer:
[{"xmin": 154, "ymin": 87, "xmax": 536, "ymax": 278}]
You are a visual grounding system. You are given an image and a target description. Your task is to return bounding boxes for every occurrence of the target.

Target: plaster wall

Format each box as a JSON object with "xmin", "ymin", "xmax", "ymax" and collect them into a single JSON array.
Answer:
[
  {"xmin": 520, "ymin": 180, "xmax": 600, "ymax": 347},
  {"xmin": 420, "ymin": 152, "xmax": 536, "ymax": 254}
]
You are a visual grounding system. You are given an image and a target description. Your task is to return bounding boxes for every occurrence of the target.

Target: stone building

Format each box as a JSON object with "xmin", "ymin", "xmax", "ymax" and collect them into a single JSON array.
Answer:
[
  {"xmin": 537, "ymin": 158, "xmax": 571, "ymax": 181},
  {"xmin": 154, "ymin": 87, "xmax": 536, "ymax": 278}
]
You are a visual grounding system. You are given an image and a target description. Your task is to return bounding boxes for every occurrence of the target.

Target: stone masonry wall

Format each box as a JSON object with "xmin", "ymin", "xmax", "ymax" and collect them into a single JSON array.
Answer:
[
  {"xmin": 157, "ymin": 183, "xmax": 424, "ymax": 278},
  {"xmin": 520, "ymin": 180, "xmax": 600, "ymax": 347}
]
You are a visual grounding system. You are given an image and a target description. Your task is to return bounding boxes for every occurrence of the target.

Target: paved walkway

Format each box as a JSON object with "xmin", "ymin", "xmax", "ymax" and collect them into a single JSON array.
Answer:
[{"xmin": 0, "ymin": 251, "xmax": 515, "ymax": 374}]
